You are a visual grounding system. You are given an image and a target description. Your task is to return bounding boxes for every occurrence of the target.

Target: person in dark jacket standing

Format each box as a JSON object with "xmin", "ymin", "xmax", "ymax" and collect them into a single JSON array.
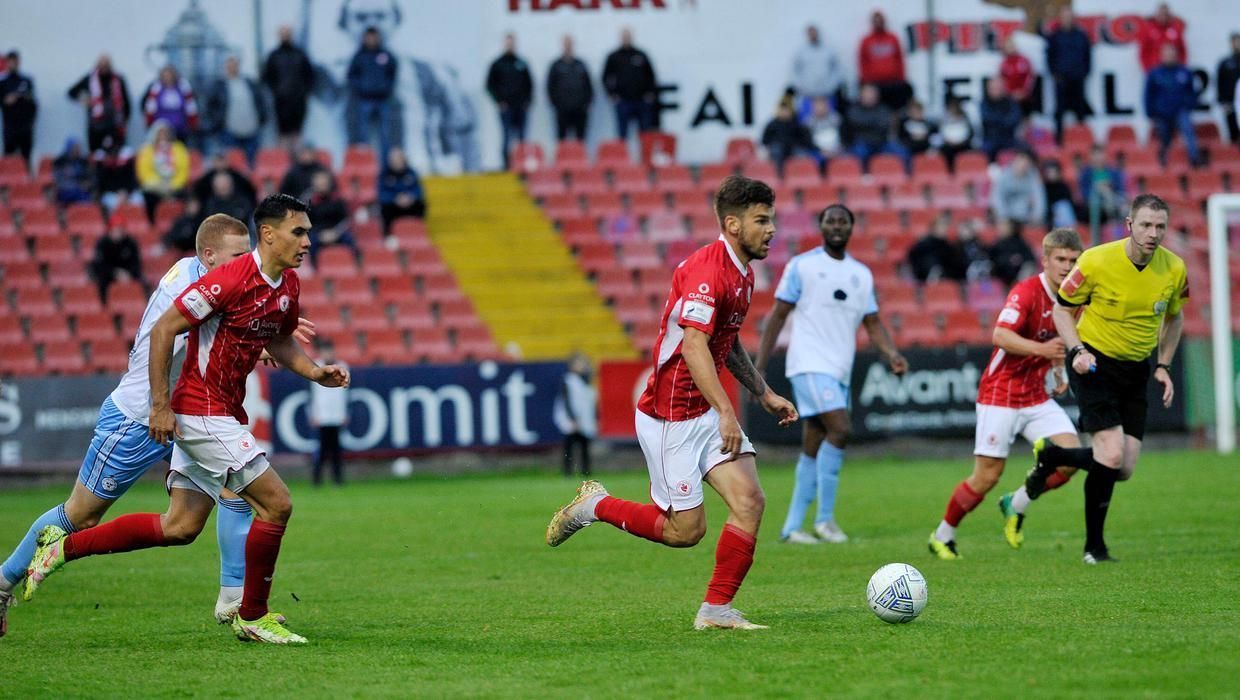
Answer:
[
  {"xmin": 603, "ymin": 28, "xmax": 657, "ymax": 139},
  {"xmin": 347, "ymin": 27, "xmax": 400, "ymax": 157},
  {"xmin": 1216, "ymin": 33, "xmax": 1240, "ymax": 144},
  {"xmin": 980, "ymin": 78, "xmax": 1024, "ymax": 161},
  {"xmin": 1145, "ymin": 44, "xmax": 1202, "ymax": 165},
  {"xmin": 486, "ymin": 33, "xmax": 533, "ymax": 170},
  {"xmin": 68, "ymin": 54, "xmax": 130, "ymax": 153},
  {"xmin": 0, "ymin": 51, "xmax": 37, "ymax": 166},
  {"xmin": 547, "ymin": 35, "xmax": 593, "ymax": 142},
  {"xmin": 1043, "ymin": 7, "xmax": 1094, "ymax": 141},
  {"xmin": 262, "ymin": 26, "xmax": 314, "ymax": 151},
  {"xmin": 204, "ymin": 56, "xmax": 268, "ymax": 167}
]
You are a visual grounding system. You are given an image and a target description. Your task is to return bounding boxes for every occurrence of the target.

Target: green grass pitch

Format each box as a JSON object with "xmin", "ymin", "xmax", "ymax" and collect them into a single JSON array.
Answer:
[{"xmin": 2, "ymin": 449, "xmax": 1238, "ymax": 697}]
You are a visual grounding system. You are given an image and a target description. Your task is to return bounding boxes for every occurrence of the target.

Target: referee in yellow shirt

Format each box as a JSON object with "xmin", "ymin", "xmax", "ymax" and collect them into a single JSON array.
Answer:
[{"xmin": 1026, "ymin": 194, "xmax": 1188, "ymax": 564}]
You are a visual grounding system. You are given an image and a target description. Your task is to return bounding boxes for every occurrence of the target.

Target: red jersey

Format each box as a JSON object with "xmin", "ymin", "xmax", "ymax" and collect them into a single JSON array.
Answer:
[
  {"xmin": 637, "ymin": 237, "xmax": 754, "ymax": 422},
  {"xmin": 1138, "ymin": 17, "xmax": 1187, "ymax": 72},
  {"xmin": 976, "ymin": 273, "xmax": 1059, "ymax": 409},
  {"xmin": 1000, "ymin": 53, "xmax": 1035, "ymax": 99},
  {"xmin": 858, "ymin": 31, "xmax": 905, "ymax": 83},
  {"xmin": 171, "ymin": 250, "xmax": 300, "ymax": 423}
]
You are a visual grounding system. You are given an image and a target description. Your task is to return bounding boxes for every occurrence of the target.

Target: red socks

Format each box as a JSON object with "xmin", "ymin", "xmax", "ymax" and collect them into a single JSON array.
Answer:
[
  {"xmin": 1045, "ymin": 471, "xmax": 1071, "ymax": 491},
  {"xmin": 594, "ymin": 496, "xmax": 666, "ymax": 543},
  {"xmin": 944, "ymin": 481, "xmax": 983, "ymax": 527},
  {"xmin": 704, "ymin": 524, "xmax": 756, "ymax": 606},
  {"xmin": 64, "ymin": 513, "xmax": 166, "ymax": 561},
  {"xmin": 238, "ymin": 519, "xmax": 286, "ymax": 622}
]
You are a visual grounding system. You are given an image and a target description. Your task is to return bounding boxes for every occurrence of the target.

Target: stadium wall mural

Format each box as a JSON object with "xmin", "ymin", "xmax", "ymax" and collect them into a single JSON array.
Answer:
[{"xmin": 5, "ymin": 0, "xmax": 1234, "ymax": 169}]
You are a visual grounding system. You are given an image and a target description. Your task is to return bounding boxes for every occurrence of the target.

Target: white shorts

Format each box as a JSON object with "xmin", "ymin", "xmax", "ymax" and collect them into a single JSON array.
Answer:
[
  {"xmin": 167, "ymin": 414, "xmax": 270, "ymax": 500},
  {"xmin": 635, "ymin": 408, "xmax": 756, "ymax": 512},
  {"xmin": 974, "ymin": 400, "xmax": 1077, "ymax": 459}
]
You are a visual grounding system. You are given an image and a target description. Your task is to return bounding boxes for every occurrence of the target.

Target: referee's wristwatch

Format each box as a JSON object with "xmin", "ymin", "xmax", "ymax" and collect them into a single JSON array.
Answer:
[
  {"xmin": 1067, "ymin": 345, "xmax": 1086, "ymax": 363},
  {"xmin": 1155, "ymin": 362, "xmax": 1172, "ymax": 373}
]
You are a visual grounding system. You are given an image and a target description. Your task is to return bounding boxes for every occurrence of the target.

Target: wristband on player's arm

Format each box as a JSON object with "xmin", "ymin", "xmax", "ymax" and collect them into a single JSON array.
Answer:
[
  {"xmin": 1067, "ymin": 345, "xmax": 1086, "ymax": 364},
  {"xmin": 1155, "ymin": 362, "xmax": 1172, "ymax": 373}
]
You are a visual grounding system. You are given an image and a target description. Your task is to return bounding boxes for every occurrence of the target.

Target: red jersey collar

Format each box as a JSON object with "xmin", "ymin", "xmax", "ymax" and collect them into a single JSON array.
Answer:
[
  {"xmin": 251, "ymin": 249, "xmax": 283, "ymax": 289},
  {"xmin": 718, "ymin": 235, "xmax": 748, "ymax": 275}
]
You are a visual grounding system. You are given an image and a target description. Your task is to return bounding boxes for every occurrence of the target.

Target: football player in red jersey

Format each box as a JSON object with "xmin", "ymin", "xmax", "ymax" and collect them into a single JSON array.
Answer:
[
  {"xmin": 24, "ymin": 195, "xmax": 348, "ymax": 645},
  {"xmin": 546, "ymin": 176, "xmax": 798, "ymax": 630},
  {"xmin": 928, "ymin": 228, "xmax": 1085, "ymax": 560}
]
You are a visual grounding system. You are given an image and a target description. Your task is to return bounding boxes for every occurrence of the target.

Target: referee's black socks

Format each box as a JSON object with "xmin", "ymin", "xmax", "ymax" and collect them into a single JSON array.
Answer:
[
  {"xmin": 1042, "ymin": 443, "xmax": 1095, "ymax": 471},
  {"xmin": 1083, "ymin": 464, "xmax": 1120, "ymax": 553}
]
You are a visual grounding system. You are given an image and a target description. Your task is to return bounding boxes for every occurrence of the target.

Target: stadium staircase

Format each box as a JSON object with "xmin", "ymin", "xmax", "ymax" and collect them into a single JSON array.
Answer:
[{"xmin": 422, "ymin": 173, "xmax": 637, "ymax": 361}]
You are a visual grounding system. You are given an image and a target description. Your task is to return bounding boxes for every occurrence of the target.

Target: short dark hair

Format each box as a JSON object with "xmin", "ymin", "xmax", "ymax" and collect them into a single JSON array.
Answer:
[
  {"xmin": 1129, "ymin": 193, "xmax": 1171, "ymax": 219},
  {"xmin": 713, "ymin": 175, "xmax": 775, "ymax": 224},
  {"xmin": 818, "ymin": 203, "xmax": 854, "ymax": 228},
  {"xmin": 253, "ymin": 193, "xmax": 309, "ymax": 230}
]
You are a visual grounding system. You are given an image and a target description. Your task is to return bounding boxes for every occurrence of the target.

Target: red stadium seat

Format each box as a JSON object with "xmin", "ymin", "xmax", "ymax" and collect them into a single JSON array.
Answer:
[
  {"xmin": 1061, "ymin": 124, "xmax": 1094, "ymax": 156},
  {"xmin": 594, "ymin": 268, "xmax": 635, "ymax": 299},
  {"xmin": 409, "ymin": 327, "xmax": 453, "ymax": 363},
  {"xmin": 29, "ymin": 317, "xmax": 73, "ymax": 344},
  {"xmin": 19, "ymin": 208, "xmax": 61, "ymax": 238},
  {"xmin": 585, "ymin": 192, "xmax": 624, "ymax": 219},
  {"xmin": 596, "ymin": 140, "xmax": 631, "ymax": 169},
  {"xmin": 554, "ymin": 140, "xmax": 589, "ymax": 171},
  {"xmin": 509, "ymin": 141, "xmax": 545, "ymax": 174},
  {"xmin": 107, "ymin": 281, "xmax": 148, "ymax": 311},
  {"xmin": 376, "ymin": 275, "xmax": 418, "ymax": 305},
  {"xmin": 782, "ymin": 158, "xmax": 821, "ymax": 189},
  {"xmin": 330, "ymin": 276, "xmax": 374, "ymax": 305},
  {"xmin": 2, "ymin": 259, "xmax": 43, "ymax": 290},
  {"xmin": 1187, "ymin": 171, "xmax": 1223, "ymax": 203},
  {"xmin": 15, "ymin": 287, "xmax": 58, "ymax": 317},
  {"xmin": 346, "ymin": 303, "xmax": 391, "ymax": 332},
  {"xmin": 526, "ymin": 170, "xmax": 566, "ymax": 198},
  {"xmin": 628, "ymin": 190, "xmax": 666, "ymax": 217},
  {"xmin": 645, "ymin": 211, "xmax": 687, "ymax": 242},
  {"xmin": 887, "ymin": 182, "xmax": 926, "ymax": 209},
  {"xmin": 570, "ymin": 170, "xmax": 609, "ymax": 197},
  {"xmin": 65, "ymin": 203, "xmax": 106, "ymax": 240},
  {"xmin": 640, "ymin": 131, "xmax": 678, "ymax": 166},
  {"xmin": 1106, "ymin": 124, "xmax": 1138, "ymax": 148},
  {"xmin": 76, "ymin": 317, "xmax": 120, "ymax": 344},
  {"xmin": 0, "ymin": 316, "xmax": 24, "ymax": 344},
  {"xmin": 880, "ymin": 285, "xmax": 919, "ymax": 315},
  {"xmin": 61, "ymin": 284, "xmax": 106, "ymax": 318},
  {"xmin": 654, "ymin": 165, "xmax": 695, "ymax": 194},
  {"xmin": 613, "ymin": 164, "xmax": 652, "ymax": 193},
  {"xmin": 911, "ymin": 152, "xmax": 949, "ymax": 185},
  {"xmin": 253, "ymin": 147, "xmax": 291, "ymax": 184},
  {"xmin": 41, "ymin": 343, "xmax": 88, "ymax": 375},
  {"xmin": 0, "ymin": 156, "xmax": 29, "ymax": 188},
  {"xmin": 315, "ymin": 247, "xmax": 360, "ymax": 278},
  {"xmin": 826, "ymin": 156, "xmax": 864, "ymax": 183},
  {"xmin": 867, "ymin": 154, "xmax": 906, "ymax": 186},
  {"xmin": 741, "ymin": 160, "xmax": 778, "ymax": 183},
  {"xmin": 618, "ymin": 241, "xmax": 661, "ymax": 268},
  {"xmin": 390, "ymin": 299, "xmax": 438, "ymax": 329},
  {"xmin": 698, "ymin": 163, "xmax": 735, "ymax": 188},
  {"xmin": 923, "ymin": 281, "xmax": 964, "ymax": 314},
  {"xmin": 843, "ymin": 183, "xmax": 884, "ymax": 211},
  {"xmin": 341, "ymin": 145, "xmax": 378, "ymax": 179},
  {"xmin": 723, "ymin": 138, "xmax": 756, "ymax": 166}
]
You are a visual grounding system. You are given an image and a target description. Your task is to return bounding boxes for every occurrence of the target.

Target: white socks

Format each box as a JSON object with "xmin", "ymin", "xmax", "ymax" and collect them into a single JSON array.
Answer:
[
  {"xmin": 934, "ymin": 521, "xmax": 956, "ymax": 543},
  {"xmin": 1011, "ymin": 487, "xmax": 1032, "ymax": 515}
]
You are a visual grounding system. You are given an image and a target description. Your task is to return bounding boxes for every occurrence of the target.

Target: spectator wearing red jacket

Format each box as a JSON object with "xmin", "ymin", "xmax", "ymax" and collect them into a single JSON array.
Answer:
[
  {"xmin": 999, "ymin": 37, "xmax": 1037, "ymax": 115},
  {"xmin": 1138, "ymin": 3, "xmax": 1187, "ymax": 73},
  {"xmin": 858, "ymin": 11, "xmax": 911, "ymax": 111}
]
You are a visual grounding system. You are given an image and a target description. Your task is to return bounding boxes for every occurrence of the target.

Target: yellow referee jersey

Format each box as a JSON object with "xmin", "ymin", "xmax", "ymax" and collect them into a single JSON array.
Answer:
[{"xmin": 1058, "ymin": 239, "xmax": 1188, "ymax": 361}]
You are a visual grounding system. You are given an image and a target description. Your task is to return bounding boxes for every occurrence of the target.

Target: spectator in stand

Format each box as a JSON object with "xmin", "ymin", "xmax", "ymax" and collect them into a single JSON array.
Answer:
[
  {"xmin": 547, "ymin": 35, "xmax": 593, "ymax": 142},
  {"xmin": 999, "ymin": 37, "xmax": 1036, "ymax": 116},
  {"xmin": 804, "ymin": 95, "xmax": 844, "ymax": 162},
  {"xmin": 1041, "ymin": 160, "xmax": 1077, "ymax": 229},
  {"xmin": 603, "ymin": 28, "xmax": 658, "ymax": 139},
  {"xmin": 486, "ymin": 33, "xmax": 533, "ymax": 170},
  {"xmin": 52, "ymin": 138, "xmax": 93, "ymax": 205},
  {"xmin": 980, "ymin": 77, "xmax": 1024, "ymax": 161},
  {"xmin": 553, "ymin": 352, "xmax": 597, "ymax": 478},
  {"xmin": 94, "ymin": 141, "xmax": 140, "ymax": 212},
  {"xmin": 989, "ymin": 218, "xmax": 1037, "ymax": 286},
  {"xmin": 1043, "ymin": 6, "xmax": 1094, "ymax": 141},
  {"xmin": 990, "ymin": 150, "xmax": 1045, "ymax": 236},
  {"xmin": 1138, "ymin": 3, "xmax": 1187, "ymax": 73},
  {"xmin": 762, "ymin": 100, "xmax": 819, "ymax": 175},
  {"xmin": 378, "ymin": 147, "xmax": 426, "ymax": 235},
  {"xmin": 939, "ymin": 96, "xmax": 975, "ymax": 170},
  {"xmin": 68, "ymin": 54, "xmax": 130, "ymax": 152},
  {"xmin": 204, "ymin": 55, "xmax": 267, "ymax": 167},
  {"xmin": 907, "ymin": 212, "xmax": 965, "ymax": 283},
  {"xmin": 858, "ymin": 10, "xmax": 911, "ymax": 111},
  {"xmin": 346, "ymin": 26, "xmax": 400, "ymax": 157},
  {"xmin": 135, "ymin": 119, "xmax": 189, "ymax": 225},
  {"xmin": 897, "ymin": 99, "xmax": 937, "ymax": 156},
  {"xmin": 306, "ymin": 170, "xmax": 360, "ymax": 266},
  {"xmin": 163, "ymin": 196, "xmax": 202, "ymax": 253},
  {"xmin": 1145, "ymin": 43, "xmax": 1203, "ymax": 166},
  {"xmin": 1216, "ymin": 32, "xmax": 1240, "ymax": 143},
  {"xmin": 0, "ymin": 50, "xmax": 37, "ymax": 166},
  {"xmin": 263, "ymin": 25, "xmax": 315, "ymax": 151},
  {"xmin": 790, "ymin": 25, "xmax": 845, "ymax": 114},
  {"xmin": 308, "ymin": 339, "xmax": 349, "ymax": 487},
  {"xmin": 192, "ymin": 152, "xmax": 257, "ymax": 211},
  {"xmin": 1078, "ymin": 145, "xmax": 1126, "ymax": 224},
  {"xmin": 202, "ymin": 171, "xmax": 252, "ymax": 223},
  {"xmin": 844, "ymin": 83, "xmax": 906, "ymax": 168},
  {"xmin": 280, "ymin": 143, "xmax": 328, "ymax": 198},
  {"xmin": 954, "ymin": 219, "xmax": 993, "ymax": 282},
  {"xmin": 90, "ymin": 213, "xmax": 143, "ymax": 304},
  {"xmin": 143, "ymin": 65, "xmax": 198, "ymax": 144}
]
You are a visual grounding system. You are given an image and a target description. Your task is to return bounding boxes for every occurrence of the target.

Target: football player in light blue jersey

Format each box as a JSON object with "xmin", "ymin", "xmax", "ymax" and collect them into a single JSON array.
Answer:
[
  {"xmin": 756, "ymin": 205, "xmax": 907, "ymax": 543},
  {"xmin": 0, "ymin": 214, "xmax": 312, "ymax": 637}
]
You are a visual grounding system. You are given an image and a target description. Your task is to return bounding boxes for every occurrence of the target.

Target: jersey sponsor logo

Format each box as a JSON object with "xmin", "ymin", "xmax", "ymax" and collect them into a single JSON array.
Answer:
[
  {"xmin": 209, "ymin": 284, "xmax": 222, "ymax": 296},
  {"xmin": 687, "ymin": 291, "xmax": 716, "ymax": 303},
  {"xmin": 181, "ymin": 288, "xmax": 214, "ymax": 320},
  {"xmin": 1061, "ymin": 267, "xmax": 1085, "ymax": 297},
  {"xmin": 278, "ymin": 295, "xmax": 290, "ymax": 313},
  {"xmin": 997, "ymin": 307, "xmax": 1021, "ymax": 324},
  {"xmin": 682, "ymin": 299, "xmax": 715, "ymax": 325}
]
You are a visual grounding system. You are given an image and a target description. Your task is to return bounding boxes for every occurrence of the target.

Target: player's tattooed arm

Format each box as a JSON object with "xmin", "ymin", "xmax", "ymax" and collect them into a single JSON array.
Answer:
[{"xmin": 726, "ymin": 339, "xmax": 768, "ymax": 397}]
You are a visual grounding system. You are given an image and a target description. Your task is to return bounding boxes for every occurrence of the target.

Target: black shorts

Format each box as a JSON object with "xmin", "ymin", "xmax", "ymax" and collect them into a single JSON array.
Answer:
[{"xmin": 1068, "ymin": 344, "xmax": 1150, "ymax": 439}]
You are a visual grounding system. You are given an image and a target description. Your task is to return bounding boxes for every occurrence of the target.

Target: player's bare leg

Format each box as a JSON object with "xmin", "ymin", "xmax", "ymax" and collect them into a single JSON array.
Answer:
[
  {"xmin": 230, "ymin": 467, "xmax": 304, "ymax": 644},
  {"xmin": 696, "ymin": 455, "xmax": 767, "ymax": 630}
]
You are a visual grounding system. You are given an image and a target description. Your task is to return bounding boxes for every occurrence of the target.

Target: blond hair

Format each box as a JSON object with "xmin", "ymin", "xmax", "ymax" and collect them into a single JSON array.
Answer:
[
  {"xmin": 1042, "ymin": 227, "xmax": 1083, "ymax": 256},
  {"xmin": 195, "ymin": 213, "xmax": 249, "ymax": 257}
]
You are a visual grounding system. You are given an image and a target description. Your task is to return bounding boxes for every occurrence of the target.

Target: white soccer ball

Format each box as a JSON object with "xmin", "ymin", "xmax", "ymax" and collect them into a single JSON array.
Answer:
[
  {"xmin": 866, "ymin": 563, "xmax": 928, "ymax": 624},
  {"xmin": 391, "ymin": 457, "xmax": 414, "ymax": 478}
]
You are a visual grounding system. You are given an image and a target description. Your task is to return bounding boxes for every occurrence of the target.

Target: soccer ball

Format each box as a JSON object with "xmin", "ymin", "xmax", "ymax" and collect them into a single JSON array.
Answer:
[
  {"xmin": 391, "ymin": 457, "xmax": 414, "ymax": 478},
  {"xmin": 866, "ymin": 563, "xmax": 928, "ymax": 624}
]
